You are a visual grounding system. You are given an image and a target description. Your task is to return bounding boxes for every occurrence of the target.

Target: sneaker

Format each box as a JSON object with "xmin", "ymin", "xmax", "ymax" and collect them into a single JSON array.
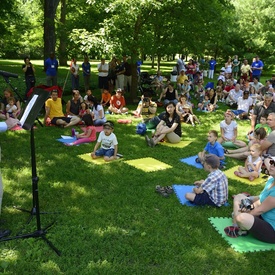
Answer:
[
  {"xmin": 149, "ymin": 138, "xmax": 155, "ymax": 147},
  {"xmin": 224, "ymin": 226, "xmax": 248, "ymax": 238},
  {"xmin": 195, "ymin": 157, "xmax": 201, "ymax": 163},
  {"xmin": 145, "ymin": 135, "xmax": 151, "ymax": 146},
  {"xmin": 105, "ymin": 110, "xmax": 110, "ymax": 114},
  {"xmin": 116, "ymin": 153, "xmax": 123, "ymax": 158}
]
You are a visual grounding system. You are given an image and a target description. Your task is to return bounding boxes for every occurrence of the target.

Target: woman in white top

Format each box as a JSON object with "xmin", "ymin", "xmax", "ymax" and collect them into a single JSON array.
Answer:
[
  {"xmin": 225, "ymin": 58, "xmax": 233, "ymax": 74},
  {"xmin": 88, "ymin": 95, "xmax": 106, "ymax": 126}
]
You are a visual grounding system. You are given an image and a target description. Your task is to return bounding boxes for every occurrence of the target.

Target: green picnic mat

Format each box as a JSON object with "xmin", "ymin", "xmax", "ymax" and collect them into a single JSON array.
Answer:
[{"xmin": 209, "ymin": 217, "xmax": 275, "ymax": 253}]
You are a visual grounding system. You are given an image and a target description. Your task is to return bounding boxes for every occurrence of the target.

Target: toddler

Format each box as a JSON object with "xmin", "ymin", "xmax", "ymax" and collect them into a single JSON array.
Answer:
[
  {"xmin": 6, "ymin": 97, "xmax": 18, "ymax": 119},
  {"xmin": 234, "ymin": 144, "xmax": 262, "ymax": 181}
]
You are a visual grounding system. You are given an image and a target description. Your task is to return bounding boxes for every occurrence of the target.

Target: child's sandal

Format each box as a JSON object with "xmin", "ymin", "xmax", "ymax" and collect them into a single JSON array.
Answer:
[{"xmin": 155, "ymin": 185, "xmax": 169, "ymax": 197}]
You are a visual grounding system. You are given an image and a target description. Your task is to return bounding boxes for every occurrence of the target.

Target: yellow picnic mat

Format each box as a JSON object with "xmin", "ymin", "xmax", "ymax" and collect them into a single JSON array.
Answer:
[
  {"xmin": 159, "ymin": 140, "xmax": 192, "ymax": 148},
  {"xmin": 124, "ymin": 157, "xmax": 172, "ymax": 172}
]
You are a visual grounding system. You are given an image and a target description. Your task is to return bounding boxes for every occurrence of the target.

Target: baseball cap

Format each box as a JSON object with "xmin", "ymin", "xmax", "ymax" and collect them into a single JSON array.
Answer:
[
  {"xmin": 116, "ymin": 88, "xmax": 123, "ymax": 93},
  {"xmin": 103, "ymin": 121, "xmax": 114, "ymax": 129},
  {"xmin": 204, "ymin": 154, "xmax": 220, "ymax": 169}
]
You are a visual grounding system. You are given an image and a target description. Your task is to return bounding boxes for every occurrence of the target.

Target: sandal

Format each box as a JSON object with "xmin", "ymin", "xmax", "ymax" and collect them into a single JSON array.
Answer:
[
  {"xmin": 223, "ymin": 148, "xmax": 229, "ymax": 154},
  {"xmin": 164, "ymin": 186, "xmax": 174, "ymax": 194},
  {"xmin": 155, "ymin": 185, "xmax": 169, "ymax": 197}
]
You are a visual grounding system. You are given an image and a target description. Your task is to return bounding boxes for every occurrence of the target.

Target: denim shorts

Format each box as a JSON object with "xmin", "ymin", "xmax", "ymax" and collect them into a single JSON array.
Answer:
[{"xmin": 95, "ymin": 148, "xmax": 114, "ymax": 157}]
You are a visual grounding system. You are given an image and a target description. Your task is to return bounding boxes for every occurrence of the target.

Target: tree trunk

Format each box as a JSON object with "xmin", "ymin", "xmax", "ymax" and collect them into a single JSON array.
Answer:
[
  {"xmin": 157, "ymin": 54, "xmax": 161, "ymax": 71},
  {"xmin": 58, "ymin": 0, "xmax": 67, "ymax": 66},
  {"xmin": 44, "ymin": 0, "xmax": 60, "ymax": 60}
]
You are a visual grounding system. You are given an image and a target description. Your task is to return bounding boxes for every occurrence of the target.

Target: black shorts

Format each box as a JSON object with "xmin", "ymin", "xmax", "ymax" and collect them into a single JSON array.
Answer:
[
  {"xmin": 250, "ymin": 216, "xmax": 275, "ymax": 243},
  {"xmin": 51, "ymin": 117, "xmax": 71, "ymax": 125},
  {"xmin": 98, "ymin": 76, "xmax": 109, "ymax": 89},
  {"xmin": 193, "ymin": 191, "xmax": 217, "ymax": 207}
]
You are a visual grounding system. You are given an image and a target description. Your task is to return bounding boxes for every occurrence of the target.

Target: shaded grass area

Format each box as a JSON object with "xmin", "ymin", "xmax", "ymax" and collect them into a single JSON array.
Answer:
[{"xmin": 0, "ymin": 60, "xmax": 275, "ymax": 274}]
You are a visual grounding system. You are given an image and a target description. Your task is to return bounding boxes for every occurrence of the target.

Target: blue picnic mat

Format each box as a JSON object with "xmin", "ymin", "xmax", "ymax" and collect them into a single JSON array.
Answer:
[{"xmin": 180, "ymin": 155, "xmax": 203, "ymax": 169}]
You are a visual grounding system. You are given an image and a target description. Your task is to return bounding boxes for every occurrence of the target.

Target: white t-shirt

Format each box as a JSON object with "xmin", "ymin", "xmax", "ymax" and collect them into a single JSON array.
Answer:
[
  {"xmin": 97, "ymin": 63, "xmax": 109, "ymax": 77},
  {"xmin": 71, "ymin": 63, "xmax": 79, "ymax": 76},
  {"xmin": 229, "ymin": 89, "xmax": 243, "ymax": 103},
  {"xmin": 220, "ymin": 120, "xmax": 237, "ymax": 140},
  {"xmin": 237, "ymin": 97, "xmax": 253, "ymax": 113},
  {"xmin": 92, "ymin": 105, "xmax": 106, "ymax": 122},
  {"xmin": 98, "ymin": 131, "xmax": 118, "ymax": 149}
]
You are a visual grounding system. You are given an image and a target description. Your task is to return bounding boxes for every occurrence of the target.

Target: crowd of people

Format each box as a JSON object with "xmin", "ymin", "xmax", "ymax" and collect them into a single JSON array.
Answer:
[{"xmin": 1, "ymin": 54, "xmax": 275, "ymax": 245}]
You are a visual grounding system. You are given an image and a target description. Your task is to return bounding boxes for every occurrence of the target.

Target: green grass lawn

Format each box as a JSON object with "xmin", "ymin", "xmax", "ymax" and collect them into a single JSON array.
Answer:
[{"xmin": 0, "ymin": 60, "xmax": 274, "ymax": 274}]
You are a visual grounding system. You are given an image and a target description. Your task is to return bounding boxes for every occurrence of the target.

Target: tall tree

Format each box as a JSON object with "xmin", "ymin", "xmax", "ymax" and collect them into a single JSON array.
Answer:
[
  {"xmin": 58, "ymin": 0, "xmax": 67, "ymax": 65},
  {"xmin": 44, "ymin": 0, "xmax": 60, "ymax": 59}
]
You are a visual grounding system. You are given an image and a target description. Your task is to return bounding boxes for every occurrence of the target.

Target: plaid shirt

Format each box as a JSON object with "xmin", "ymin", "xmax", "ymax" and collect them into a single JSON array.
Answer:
[{"xmin": 201, "ymin": 169, "xmax": 228, "ymax": 207}]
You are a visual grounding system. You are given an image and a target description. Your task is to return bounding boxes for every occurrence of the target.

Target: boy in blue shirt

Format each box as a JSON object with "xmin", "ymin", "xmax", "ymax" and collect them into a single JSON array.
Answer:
[{"xmin": 196, "ymin": 130, "xmax": 225, "ymax": 169}]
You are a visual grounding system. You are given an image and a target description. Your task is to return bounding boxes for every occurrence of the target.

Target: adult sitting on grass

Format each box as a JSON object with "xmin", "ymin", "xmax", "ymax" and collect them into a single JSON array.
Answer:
[
  {"xmin": 108, "ymin": 88, "xmax": 128, "ymax": 114},
  {"xmin": 158, "ymin": 81, "xmax": 179, "ymax": 106},
  {"xmin": 145, "ymin": 101, "xmax": 181, "ymax": 147},
  {"xmin": 185, "ymin": 154, "xmax": 228, "ymax": 207},
  {"xmin": 66, "ymin": 90, "xmax": 83, "ymax": 117},
  {"xmin": 224, "ymin": 156, "xmax": 275, "ymax": 242},
  {"xmin": 132, "ymin": 93, "xmax": 157, "ymax": 120},
  {"xmin": 87, "ymin": 95, "xmax": 106, "ymax": 126},
  {"xmin": 44, "ymin": 90, "xmax": 81, "ymax": 127},
  {"xmin": 196, "ymin": 130, "xmax": 225, "ymax": 169},
  {"xmin": 0, "ymin": 117, "xmax": 20, "ymax": 132}
]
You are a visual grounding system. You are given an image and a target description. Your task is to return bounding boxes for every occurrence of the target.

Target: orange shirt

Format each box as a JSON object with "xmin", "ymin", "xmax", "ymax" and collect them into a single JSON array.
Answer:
[{"xmin": 101, "ymin": 92, "xmax": 111, "ymax": 103}]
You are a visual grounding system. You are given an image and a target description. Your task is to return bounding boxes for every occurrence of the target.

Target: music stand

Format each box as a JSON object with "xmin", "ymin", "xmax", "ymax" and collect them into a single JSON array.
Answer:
[{"xmin": 0, "ymin": 88, "xmax": 61, "ymax": 256}]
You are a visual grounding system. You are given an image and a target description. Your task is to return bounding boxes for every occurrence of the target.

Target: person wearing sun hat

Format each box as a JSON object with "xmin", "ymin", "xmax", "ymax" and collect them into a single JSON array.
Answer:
[{"xmin": 185, "ymin": 154, "xmax": 228, "ymax": 207}]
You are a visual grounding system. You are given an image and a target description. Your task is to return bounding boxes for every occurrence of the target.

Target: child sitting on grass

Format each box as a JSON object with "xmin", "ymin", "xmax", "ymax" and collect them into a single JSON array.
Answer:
[
  {"xmin": 217, "ymin": 110, "xmax": 246, "ymax": 149},
  {"xmin": 65, "ymin": 114, "xmax": 96, "ymax": 146},
  {"xmin": 185, "ymin": 154, "xmax": 228, "ymax": 207},
  {"xmin": 248, "ymin": 115, "xmax": 271, "ymax": 138},
  {"xmin": 91, "ymin": 121, "xmax": 119, "ymax": 162},
  {"xmin": 234, "ymin": 143, "xmax": 262, "ymax": 181},
  {"xmin": 6, "ymin": 97, "xmax": 18, "ymax": 119},
  {"xmin": 196, "ymin": 130, "xmax": 225, "ymax": 169}
]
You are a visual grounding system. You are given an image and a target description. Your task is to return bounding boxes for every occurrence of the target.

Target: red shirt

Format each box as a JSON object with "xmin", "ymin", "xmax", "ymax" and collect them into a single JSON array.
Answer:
[{"xmin": 110, "ymin": 95, "xmax": 126, "ymax": 109}]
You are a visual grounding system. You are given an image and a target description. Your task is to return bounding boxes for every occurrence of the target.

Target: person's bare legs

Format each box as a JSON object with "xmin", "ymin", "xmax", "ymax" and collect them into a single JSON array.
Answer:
[
  {"xmin": 225, "ymin": 151, "xmax": 249, "ymax": 160},
  {"xmin": 64, "ymin": 117, "xmax": 81, "ymax": 128},
  {"xmin": 227, "ymin": 146, "xmax": 248, "ymax": 154}
]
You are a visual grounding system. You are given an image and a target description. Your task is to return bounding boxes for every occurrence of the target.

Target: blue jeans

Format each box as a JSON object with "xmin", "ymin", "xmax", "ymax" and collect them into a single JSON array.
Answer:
[{"xmin": 95, "ymin": 148, "xmax": 114, "ymax": 157}]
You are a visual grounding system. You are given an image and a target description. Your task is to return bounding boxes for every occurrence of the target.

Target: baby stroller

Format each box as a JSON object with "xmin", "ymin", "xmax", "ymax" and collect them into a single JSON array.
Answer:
[{"xmin": 138, "ymin": 72, "xmax": 155, "ymax": 97}]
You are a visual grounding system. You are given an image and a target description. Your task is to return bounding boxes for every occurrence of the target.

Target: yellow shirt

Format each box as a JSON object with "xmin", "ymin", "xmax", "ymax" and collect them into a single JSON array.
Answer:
[
  {"xmin": 241, "ymin": 64, "xmax": 251, "ymax": 74},
  {"xmin": 177, "ymin": 74, "xmax": 188, "ymax": 84},
  {"xmin": 45, "ymin": 98, "xmax": 64, "ymax": 119}
]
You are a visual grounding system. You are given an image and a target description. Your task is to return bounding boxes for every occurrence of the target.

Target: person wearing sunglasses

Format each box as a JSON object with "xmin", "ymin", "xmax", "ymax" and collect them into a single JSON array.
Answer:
[{"xmin": 224, "ymin": 157, "xmax": 275, "ymax": 242}]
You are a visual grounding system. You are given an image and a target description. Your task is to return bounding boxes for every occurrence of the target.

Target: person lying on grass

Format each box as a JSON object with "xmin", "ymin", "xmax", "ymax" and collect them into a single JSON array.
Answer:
[
  {"xmin": 145, "ymin": 101, "xmax": 181, "ymax": 147},
  {"xmin": 196, "ymin": 130, "xmax": 225, "ymax": 169},
  {"xmin": 224, "ymin": 156, "xmax": 275, "ymax": 242},
  {"xmin": 234, "ymin": 143, "xmax": 262, "ymax": 181},
  {"xmin": 91, "ymin": 121, "xmax": 118, "ymax": 162},
  {"xmin": 185, "ymin": 154, "xmax": 228, "ymax": 207}
]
